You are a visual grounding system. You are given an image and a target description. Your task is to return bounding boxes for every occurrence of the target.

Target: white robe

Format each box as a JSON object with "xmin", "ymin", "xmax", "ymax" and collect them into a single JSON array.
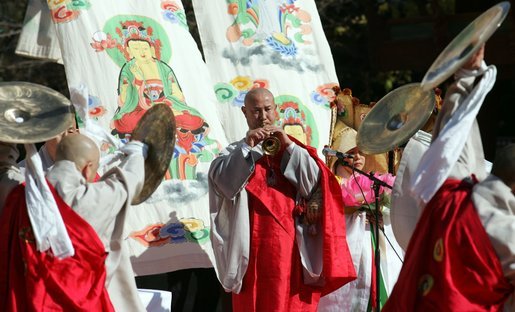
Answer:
[
  {"xmin": 208, "ymin": 139, "xmax": 321, "ymax": 293},
  {"xmin": 46, "ymin": 154, "xmax": 146, "ymax": 312},
  {"xmin": 409, "ymin": 63, "xmax": 514, "ymax": 310},
  {"xmin": 432, "ymin": 69, "xmax": 488, "ymax": 181},
  {"xmin": 472, "ymin": 175, "xmax": 515, "ymax": 311},
  {"xmin": 436, "ymin": 65, "xmax": 514, "ymax": 309},
  {"xmin": 391, "ymin": 65, "xmax": 494, "ymax": 253}
]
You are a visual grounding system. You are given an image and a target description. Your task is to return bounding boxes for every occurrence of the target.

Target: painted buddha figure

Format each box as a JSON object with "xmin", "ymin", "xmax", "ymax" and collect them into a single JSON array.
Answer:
[
  {"xmin": 103, "ymin": 18, "xmax": 220, "ymax": 181},
  {"xmin": 112, "ymin": 22, "xmax": 184, "ymax": 137}
]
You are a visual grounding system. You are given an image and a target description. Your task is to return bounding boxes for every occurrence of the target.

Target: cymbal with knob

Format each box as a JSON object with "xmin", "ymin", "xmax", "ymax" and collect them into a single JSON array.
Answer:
[
  {"xmin": 0, "ymin": 81, "xmax": 74, "ymax": 143},
  {"xmin": 421, "ymin": 1, "xmax": 510, "ymax": 91},
  {"xmin": 356, "ymin": 83, "xmax": 435, "ymax": 155},
  {"xmin": 131, "ymin": 104, "xmax": 176, "ymax": 205}
]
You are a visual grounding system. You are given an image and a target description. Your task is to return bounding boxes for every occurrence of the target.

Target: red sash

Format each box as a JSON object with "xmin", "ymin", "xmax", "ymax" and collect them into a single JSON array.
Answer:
[
  {"xmin": 383, "ymin": 179, "xmax": 513, "ymax": 312},
  {"xmin": 0, "ymin": 183, "xmax": 114, "ymax": 311},
  {"xmin": 233, "ymin": 140, "xmax": 355, "ymax": 311}
]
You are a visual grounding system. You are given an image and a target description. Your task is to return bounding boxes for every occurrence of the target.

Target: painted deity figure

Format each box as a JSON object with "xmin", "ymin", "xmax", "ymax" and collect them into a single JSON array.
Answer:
[
  {"xmin": 95, "ymin": 18, "xmax": 220, "ymax": 180},
  {"xmin": 112, "ymin": 22, "xmax": 185, "ymax": 137}
]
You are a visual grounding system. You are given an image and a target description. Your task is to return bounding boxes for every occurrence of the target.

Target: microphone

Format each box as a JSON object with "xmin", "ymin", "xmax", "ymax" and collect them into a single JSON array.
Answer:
[{"xmin": 322, "ymin": 146, "xmax": 354, "ymax": 159}]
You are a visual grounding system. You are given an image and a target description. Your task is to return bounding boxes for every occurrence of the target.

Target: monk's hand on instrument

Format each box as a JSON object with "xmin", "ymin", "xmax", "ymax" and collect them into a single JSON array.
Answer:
[
  {"xmin": 463, "ymin": 44, "xmax": 485, "ymax": 70},
  {"xmin": 263, "ymin": 126, "xmax": 293, "ymax": 146},
  {"xmin": 246, "ymin": 128, "xmax": 269, "ymax": 147},
  {"xmin": 120, "ymin": 140, "xmax": 148, "ymax": 159}
]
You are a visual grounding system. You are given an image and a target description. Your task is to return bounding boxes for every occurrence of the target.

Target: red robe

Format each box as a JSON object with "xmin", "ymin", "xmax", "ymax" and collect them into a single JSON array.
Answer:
[
  {"xmin": 232, "ymin": 143, "xmax": 356, "ymax": 311},
  {"xmin": 383, "ymin": 179, "xmax": 514, "ymax": 312},
  {"xmin": 0, "ymin": 183, "xmax": 114, "ymax": 311}
]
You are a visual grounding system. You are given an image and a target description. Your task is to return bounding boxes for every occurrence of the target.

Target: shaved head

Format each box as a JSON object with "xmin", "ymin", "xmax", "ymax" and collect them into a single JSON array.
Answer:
[
  {"xmin": 242, "ymin": 88, "xmax": 277, "ymax": 130},
  {"xmin": 56, "ymin": 133, "xmax": 99, "ymax": 182},
  {"xmin": 244, "ymin": 88, "xmax": 274, "ymax": 107}
]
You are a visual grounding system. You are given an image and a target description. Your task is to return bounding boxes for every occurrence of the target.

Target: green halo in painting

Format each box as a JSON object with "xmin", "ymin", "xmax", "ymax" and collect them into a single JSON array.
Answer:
[
  {"xmin": 102, "ymin": 15, "xmax": 172, "ymax": 68},
  {"xmin": 275, "ymin": 95, "xmax": 319, "ymax": 148}
]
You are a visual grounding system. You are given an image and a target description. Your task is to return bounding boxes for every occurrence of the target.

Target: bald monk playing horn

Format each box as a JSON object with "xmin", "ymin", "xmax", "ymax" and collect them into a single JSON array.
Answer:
[{"xmin": 209, "ymin": 88, "xmax": 356, "ymax": 312}]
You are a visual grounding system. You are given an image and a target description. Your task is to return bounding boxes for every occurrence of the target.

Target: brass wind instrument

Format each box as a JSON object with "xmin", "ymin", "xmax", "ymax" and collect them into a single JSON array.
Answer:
[{"xmin": 262, "ymin": 134, "xmax": 281, "ymax": 156}]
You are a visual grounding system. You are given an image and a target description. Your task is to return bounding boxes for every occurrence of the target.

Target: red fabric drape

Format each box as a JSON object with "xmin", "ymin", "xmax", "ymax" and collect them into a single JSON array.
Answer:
[
  {"xmin": 383, "ymin": 179, "xmax": 513, "ymax": 312},
  {"xmin": 232, "ymin": 140, "xmax": 356, "ymax": 312},
  {"xmin": 0, "ymin": 183, "xmax": 114, "ymax": 311}
]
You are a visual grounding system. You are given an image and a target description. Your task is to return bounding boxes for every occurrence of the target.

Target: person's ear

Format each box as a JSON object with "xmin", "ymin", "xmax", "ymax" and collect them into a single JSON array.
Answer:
[
  {"xmin": 241, "ymin": 106, "xmax": 246, "ymax": 115},
  {"xmin": 81, "ymin": 161, "xmax": 94, "ymax": 182}
]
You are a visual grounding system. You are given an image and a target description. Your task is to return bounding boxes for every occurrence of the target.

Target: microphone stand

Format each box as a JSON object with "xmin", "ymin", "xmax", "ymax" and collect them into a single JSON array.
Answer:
[{"xmin": 340, "ymin": 160, "xmax": 392, "ymax": 311}]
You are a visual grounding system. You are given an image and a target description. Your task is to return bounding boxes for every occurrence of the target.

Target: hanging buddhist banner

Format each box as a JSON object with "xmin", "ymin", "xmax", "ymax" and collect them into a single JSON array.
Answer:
[
  {"xmin": 37, "ymin": 0, "xmax": 228, "ymax": 275},
  {"xmin": 16, "ymin": 0, "xmax": 63, "ymax": 63},
  {"xmin": 192, "ymin": 0, "xmax": 339, "ymax": 150}
]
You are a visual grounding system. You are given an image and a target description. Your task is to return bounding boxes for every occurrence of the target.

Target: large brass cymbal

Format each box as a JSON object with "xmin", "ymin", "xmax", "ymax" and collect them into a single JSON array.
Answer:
[
  {"xmin": 131, "ymin": 104, "xmax": 176, "ymax": 205},
  {"xmin": 0, "ymin": 82, "xmax": 74, "ymax": 143},
  {"xmin": 356, "ymin": 83, "xmax": 435, "ymax": 155},
  {"xmin": 421, "ymin": 2, "xmax": 510, "ymax": 91}
]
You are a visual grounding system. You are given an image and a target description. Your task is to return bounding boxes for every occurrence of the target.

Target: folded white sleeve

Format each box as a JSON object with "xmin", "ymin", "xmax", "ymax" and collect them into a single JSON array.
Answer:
[{"xmin": 410, "ymin": 62, "xmax": 496, "ymax": 204}]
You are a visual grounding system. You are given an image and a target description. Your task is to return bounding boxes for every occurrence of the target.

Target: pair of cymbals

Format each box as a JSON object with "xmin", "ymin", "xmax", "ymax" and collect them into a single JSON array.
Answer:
[{"xmin": 357, "ymin": 2, "xmax": 510, "ymax": 155}]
